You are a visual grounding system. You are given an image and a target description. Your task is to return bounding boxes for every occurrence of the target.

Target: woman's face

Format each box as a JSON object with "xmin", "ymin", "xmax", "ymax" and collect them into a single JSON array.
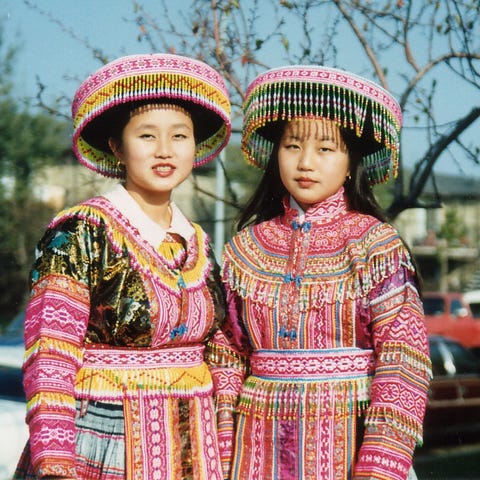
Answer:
[
  {"xmin": 278, "ymin": 118, "xmax": 350, "ymax": 211},
  {"xmin": 109, "ymin": 104, "xmax": 196, "ymax": 203}
]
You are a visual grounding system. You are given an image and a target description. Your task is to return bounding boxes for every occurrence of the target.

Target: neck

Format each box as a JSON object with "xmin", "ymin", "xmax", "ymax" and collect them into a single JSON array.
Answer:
[{"xmin": 124, "ymin": 187, "xmax": 172, "ymax": 229}]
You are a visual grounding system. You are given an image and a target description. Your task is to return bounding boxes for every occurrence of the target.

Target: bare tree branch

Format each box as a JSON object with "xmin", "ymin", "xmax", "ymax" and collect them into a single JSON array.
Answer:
[
  {"xmin": 332, "ymin": 0, "xmax": 388, "ymax": 88},
  {"xmin": 388, "ymin": 106, "xmax": 480, "ymax": 217},
  {"xmin": 22, "ymin": 0, "xmax": 110, "ymax": 64},
  {"xmin": 18, "ymin": 0, "xmax": 480, "ymax": 222}
]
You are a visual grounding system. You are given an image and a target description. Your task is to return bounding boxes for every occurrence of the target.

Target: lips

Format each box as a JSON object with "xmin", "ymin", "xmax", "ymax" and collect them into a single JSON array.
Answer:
[
  {"xmin": 296, "ymin": 177, "xmax": 316, "ymax": 187},
  {"xmin": 152, "ymin": 163, "xmax": 175, "ymax": 177}
]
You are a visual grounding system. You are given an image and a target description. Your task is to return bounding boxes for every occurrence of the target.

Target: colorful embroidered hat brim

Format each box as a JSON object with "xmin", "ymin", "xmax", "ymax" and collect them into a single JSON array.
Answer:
[
  {"xmin": 242, "ymin": 65, "xmax": 402, "ymax": 185},
  {"xmin": 72, "ymin": 53, "xmax": 231, "ymax": 178}
]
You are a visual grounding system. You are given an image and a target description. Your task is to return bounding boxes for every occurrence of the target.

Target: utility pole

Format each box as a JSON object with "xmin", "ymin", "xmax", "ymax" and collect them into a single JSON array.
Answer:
[{"xmin": 214, "ymin": 151, "xmax": 225, "ymax": 262}]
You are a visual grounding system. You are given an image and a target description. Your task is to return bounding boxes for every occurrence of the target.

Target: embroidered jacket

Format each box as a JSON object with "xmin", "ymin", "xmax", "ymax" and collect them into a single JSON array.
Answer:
[
  {"xmin": 19, "ymin": 187, "xmax": 241, "ymax": 480},
  {"xmin": 221, "ymin": 188, "xmax": 432, "ymax": 480}
]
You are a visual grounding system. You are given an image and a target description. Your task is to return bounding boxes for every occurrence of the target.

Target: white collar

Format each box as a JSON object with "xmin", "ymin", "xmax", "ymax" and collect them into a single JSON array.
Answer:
[
  {"xmin": 289, "ymin": 196, "xmax": 306, "ymax": 222},
  {"xmin": 103, "ymin": 184, "xmax": 195, "ymax": 249}
]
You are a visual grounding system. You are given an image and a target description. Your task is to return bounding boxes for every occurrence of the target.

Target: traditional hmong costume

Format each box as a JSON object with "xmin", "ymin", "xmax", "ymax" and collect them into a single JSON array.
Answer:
[
  {"xmin": 14, "ymin": 53, "xmax": 241, "ymax": 480},
  {"xmin": 221, "ymin": 66, "xmax": 432, "ymax": 480}
]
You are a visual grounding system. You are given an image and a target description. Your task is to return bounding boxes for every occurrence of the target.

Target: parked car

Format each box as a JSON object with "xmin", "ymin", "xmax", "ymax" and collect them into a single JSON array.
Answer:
[
  {"xmin": 423, "ymin": 291, "xmax": 480, "ymax": 354},
  {"xmin": 424, "ymin": 335, "xmax": 480, "ymax": 445},
  {"xmin": 0, "ymin": 315, "xmax": 27, "ymax": 480}
]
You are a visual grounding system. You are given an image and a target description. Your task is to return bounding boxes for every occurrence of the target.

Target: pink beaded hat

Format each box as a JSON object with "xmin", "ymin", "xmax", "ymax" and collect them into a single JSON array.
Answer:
[
  {"xmin": 242, "ymin": 65, "xmax": 402, "ymax": 185},
  {"xmin": 72, "ymin": 53, "xmax": 231, "ymax": 178}
]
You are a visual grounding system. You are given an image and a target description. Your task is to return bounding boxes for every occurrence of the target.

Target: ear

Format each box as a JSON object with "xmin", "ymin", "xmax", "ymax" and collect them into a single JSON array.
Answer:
[{"xmin": 108, "ymin": 137, "xmax": 122, "ymax": 159}]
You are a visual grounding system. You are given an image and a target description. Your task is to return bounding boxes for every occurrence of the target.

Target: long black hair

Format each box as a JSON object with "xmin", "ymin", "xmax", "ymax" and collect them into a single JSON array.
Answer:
[{"xmin": 235, "ymin": 121, "xmax": 423, "ymax": 293}]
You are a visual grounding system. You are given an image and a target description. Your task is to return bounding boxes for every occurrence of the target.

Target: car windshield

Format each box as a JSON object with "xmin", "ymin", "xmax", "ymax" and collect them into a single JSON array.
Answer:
[
  {"xmin": 430, "ymin": 338, "xmax": 480, "ymax": 376},
  {"xmin": 423, "ymin": 297, "xmax": 445, "ymax": 315},
  {"xmin": 2, "ymin": 312, "xmax": 25, "ymax": 338},
  {"xmin": 0, "ymin": 365, "xmax": 25, "ymax": 400},
  {"xmin": 429, "ymin": 341, "xmax": 446, "ymax": 376},
  {"xmin": 447, "ymin": 341, "xmax": 480, "ymax": 374},
  {"xmin": 470, "ymin": 302, "xmax": 480, "ymax": 318}
]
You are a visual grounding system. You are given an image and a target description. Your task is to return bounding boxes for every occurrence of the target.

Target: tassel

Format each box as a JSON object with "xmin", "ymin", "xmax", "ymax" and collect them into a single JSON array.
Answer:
[{"xmin": 237, "ymin": 375, "xmax": 372, "ymax": 421}]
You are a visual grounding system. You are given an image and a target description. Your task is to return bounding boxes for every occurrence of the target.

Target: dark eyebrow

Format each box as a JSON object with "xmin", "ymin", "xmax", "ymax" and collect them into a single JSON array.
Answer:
[
  {"xmin": 283, "ymin": 133, "xmax": 338, "ymax": 142},
  {"xmin": 316, "ymin": 135, "xmax": 337, "ymax": 141},
  {"xmin": 283, "ymin": 134, "xmax": 301, "ymax": 140}
]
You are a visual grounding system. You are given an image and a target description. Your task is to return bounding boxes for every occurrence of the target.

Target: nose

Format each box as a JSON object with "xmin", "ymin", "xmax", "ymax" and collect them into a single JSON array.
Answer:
[
  {"xmin": 297, "ymin": 147, "xmax": 314, "ymax": 171},
  {"xmin": 154, "ymin": 137, "xmax": 172, "ymax": 157}
]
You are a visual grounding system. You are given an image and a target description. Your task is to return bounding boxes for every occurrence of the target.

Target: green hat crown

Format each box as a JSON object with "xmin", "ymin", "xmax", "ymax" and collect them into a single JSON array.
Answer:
[{"xmin": 242, "ymin": 65, "xmax": 401, "ymax": 185}]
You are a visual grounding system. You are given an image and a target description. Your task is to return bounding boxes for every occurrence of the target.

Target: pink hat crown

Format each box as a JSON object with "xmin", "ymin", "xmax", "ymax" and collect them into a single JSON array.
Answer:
[
  {"xmin": 242, "ymin": 65, "xmax": 402, "ymax": 185},
  {"xmin": 72, "ymin": 53, "xmax": 231, "ymax": 178}
]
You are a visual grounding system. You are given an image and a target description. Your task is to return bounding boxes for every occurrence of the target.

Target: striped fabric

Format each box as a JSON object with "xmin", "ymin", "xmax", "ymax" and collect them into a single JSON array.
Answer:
[
  {"xmin": 14, "ymin": 195, "xmax": 233, "ymax": 479},
  {"xmin": 222, "ymin": 189, "xmax": 432, "ymax": 480}
]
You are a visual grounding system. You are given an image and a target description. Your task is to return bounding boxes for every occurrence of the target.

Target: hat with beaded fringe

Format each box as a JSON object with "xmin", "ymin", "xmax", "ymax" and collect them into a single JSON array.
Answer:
[
  {"xmin": 242, "ymin": 65, "xmax": 402, "ymax": 185},
  {"xmin": 72, "ymin": 53, "xmax": 231, "ymax": 178}
]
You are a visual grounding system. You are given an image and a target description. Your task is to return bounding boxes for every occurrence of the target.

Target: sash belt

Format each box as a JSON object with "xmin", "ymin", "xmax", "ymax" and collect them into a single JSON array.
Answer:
[
  {"xmin": 83, "ymin": 343, "xmax": 205, "ymax": 369},
  {"xmin": 250, "ymin": 348, "xmax": 375, "ymax": 380}
]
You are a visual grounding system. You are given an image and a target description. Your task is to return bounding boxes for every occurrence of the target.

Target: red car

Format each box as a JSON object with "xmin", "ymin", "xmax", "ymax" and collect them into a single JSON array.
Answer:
[{"xmin": 423, "ymin": 292, "xmax": 480, "ymax": 354}]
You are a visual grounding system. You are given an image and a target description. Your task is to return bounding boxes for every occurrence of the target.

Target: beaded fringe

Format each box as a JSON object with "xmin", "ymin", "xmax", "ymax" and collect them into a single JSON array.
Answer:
[
  {"xmin": 365, "ymin": 406, "xmax": 425, "ymax": 444},
  {"xmin": 25, "ymin": 337, "xmax": 84, "ymax": 368},
  {"xmin": 378, "ymin": 341, "xmax": 433, "ymax": 377},
  {"xmin": 205, "ymin": 341, "xmax": 247, "ymax": 370},
  {"xmin": 75, "ymin": 73, "xmax": 230, "ymax": 176},
  {"xmin": 75, "ymin": 362, "xmax": 213, "ymax": 401},
  {"xmin": 49, "ymin": 200, "xmax": 212, "ymax": 294},
  {"xmin": 237, "ymin": 374, "xmax": 372, "ymax": 421},
  {"xmin": 242, "ymin": 78, "xmax": 400, "ymax": 184},
  {"xmin": 223, "ymin": 240, "xmax": 415, "ymax": 309}
]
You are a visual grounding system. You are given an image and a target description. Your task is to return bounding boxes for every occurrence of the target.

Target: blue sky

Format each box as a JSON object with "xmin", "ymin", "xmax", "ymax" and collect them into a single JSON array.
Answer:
[
  {"xmin": 2, "ymin": 0, "xmax": 479, "ymax": 178},
  {"xmin": 3, "ymin": 0, "xmax": 174, "ymax": 105}
]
